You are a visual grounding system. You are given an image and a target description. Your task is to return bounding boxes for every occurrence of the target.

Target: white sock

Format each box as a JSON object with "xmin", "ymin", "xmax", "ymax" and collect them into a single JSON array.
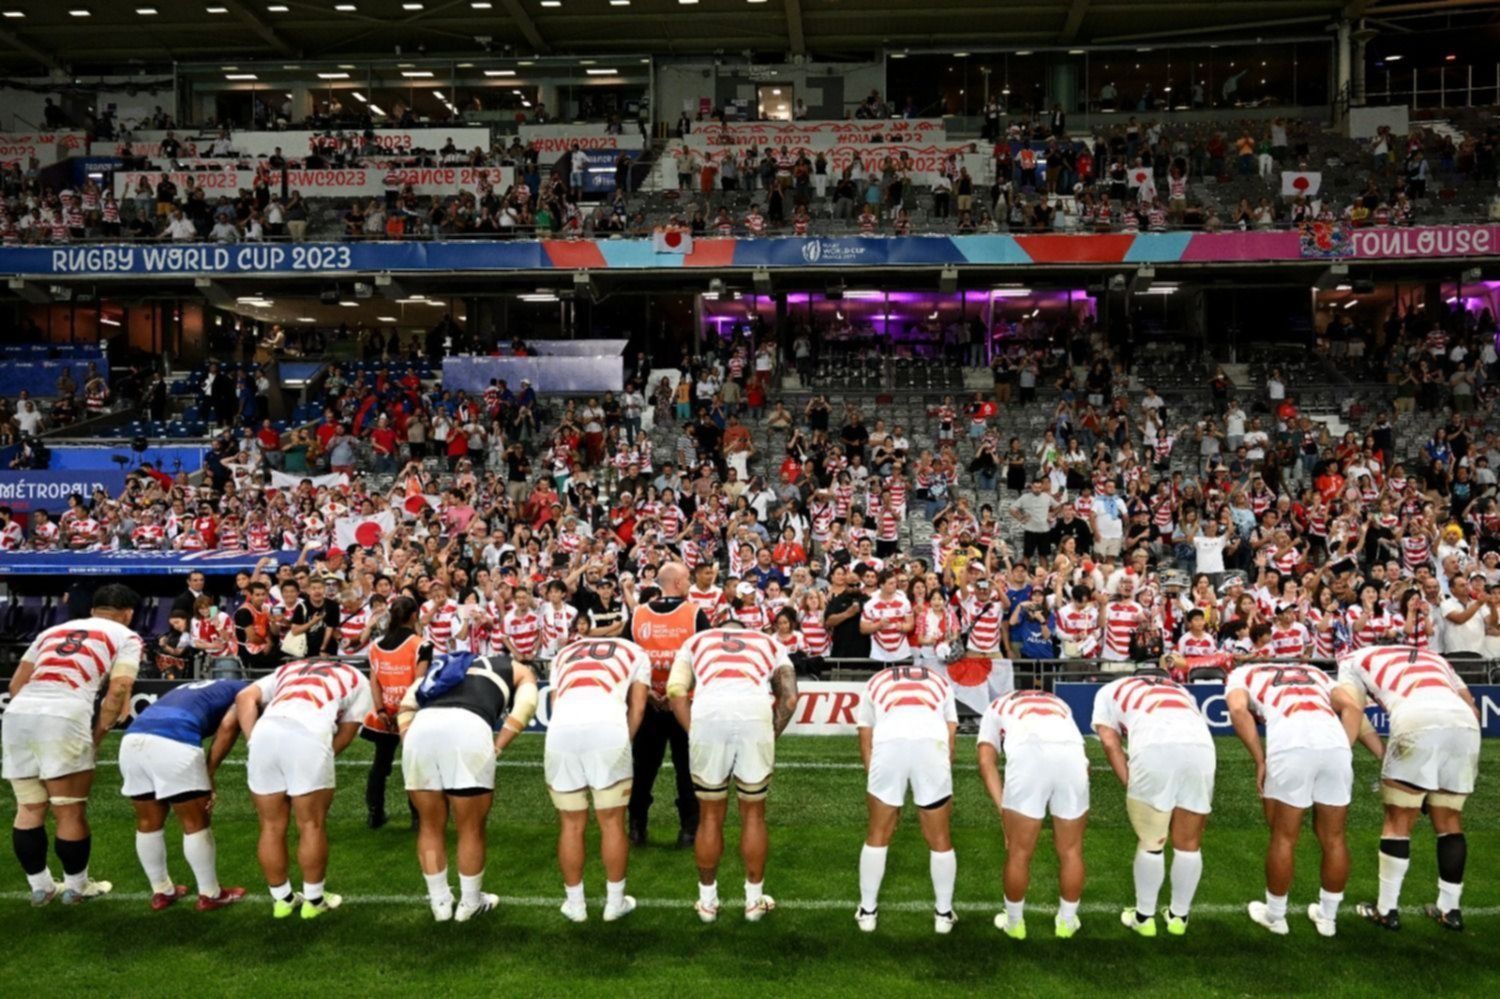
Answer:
[
  {"xmin": 26, "ymin": 868, "xmax": 55, "ymax": 893},
  {"xmin": 135, "ymin": 829, "xmax": 173, "ymax": 895},
  {"xmin": 459, "ymin": 871, "xmax": 484, "ymax": 905},
  {"xmin": 564, "ymin": 881, "xmax": 585, "ymax": 905},
  {"xmin": 1265, "ymin": 891, "xmax": 1287, "ymax": 921},
  {"xmin": 1319, "ymin": 888, "xmax": 1343, "ymax": 922},
  {"xmin": 698, "ymin": 881, "xmax": 718, "ymax": 907},
  {"xmin": 1438, "ymin": 879, "xmax": 1463, "ymax": 912},
  {"xmin": 424, "ymin": 868, "xmax": 452, "ymax": 904},
  {"xmin": 303, "ymin": 879, "xmax": 324, "ymax": 903},
  {"xmin": 1169, "ymin": 849, "xmax": 1203, "ymax": 918},
  {"xmin": 1132, "ymin": 849, "xmax": 1165, "ymax": 918},
  {"xmin": 182, "ymin": 829, "xmax": 220, "ymax": 898},
  {"xmin": 858, "ymin": 844, "xmax": 888, "ymax": 912},
  {"xmin": 606, "ymin": 879, "xmax": 626, "ymax": 906},
  {"xmin": 744, "ymin": 880, "xmax": 764, "ymax": 907},
  {"xmin": 929, "ymin": 850, "xmax": 956, "ymax": 914},
  {"xmin": 1058, "ymin": 897, "xmax": 1079, "ymax": 921},
  {"xmin": 63, "ymin": 868, "xmax": 88, "ymax": 892},
  {"xmin": 1005, "ymin": 896, "xmax": 1025, "ymax": 924},
  {"xmin": 1378, "ymin": 850, "xmax": 1410, "ymax": 913},
  {"xmin": 269, "ymin": 880, "xmax": 293, "ymax": 902}
]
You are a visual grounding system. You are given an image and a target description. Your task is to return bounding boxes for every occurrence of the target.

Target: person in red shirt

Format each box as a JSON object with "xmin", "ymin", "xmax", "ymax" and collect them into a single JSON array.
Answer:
[
  {"xmin": 315, "ymin": 411, "xmax": 340, "ymax": 450},
  {"xmin": 370, "ymin": 415, "xmax": 399, "ymax": 474},
  {"xmin": 771, "ymin": 527, "xmax": 807, "ymax": 567}
]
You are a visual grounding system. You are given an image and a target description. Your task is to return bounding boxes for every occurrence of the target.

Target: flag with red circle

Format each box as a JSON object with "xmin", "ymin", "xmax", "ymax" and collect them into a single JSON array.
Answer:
[
  {"xmin": 1280, "ymin": 170, "xmax": 1321, "ymax": 197},
  {"xmin": 334, "ymin": 510, "xmax": 395, "ymax": 550},
  {"xmin": 652, "ymin": 229, "xmax": 694, "ymax": 254}
]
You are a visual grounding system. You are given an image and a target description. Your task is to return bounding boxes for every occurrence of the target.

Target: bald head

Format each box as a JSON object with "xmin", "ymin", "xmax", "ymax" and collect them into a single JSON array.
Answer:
[{"xmin": 658, "ymin": 562, "xmax": 689, "ymax": 598}]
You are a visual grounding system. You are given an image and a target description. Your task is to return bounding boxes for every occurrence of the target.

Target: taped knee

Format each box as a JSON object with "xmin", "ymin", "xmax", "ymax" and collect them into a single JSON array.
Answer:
[
  {"xmin": 735, "ymin": 776, "xmax": 771, "ymax": 802},
  {"xmin": 1381, "ymin": 784, "xmax": 1426, "ymax": 809},
  {"xmin": 1126, "ymin": 797, "xmax": 1171, "ymax": 851},
  {"xmin": 1437, "ymin": 833, "xmax": 1467, "ymax": 884},
  {"xmin": 693, "ymin": 777, "xmax": 730, "ymax": 802},
  {"xmin": 49, "ymin": 795, "xmax": 88, "ymax": 807},
  {"xmin": 1428, "ymin": 791, "xmax": 1468, "ymax": 812},
  {"xmin": 9, "ymin": 778, "xmax": 48, "ymax": 806}
]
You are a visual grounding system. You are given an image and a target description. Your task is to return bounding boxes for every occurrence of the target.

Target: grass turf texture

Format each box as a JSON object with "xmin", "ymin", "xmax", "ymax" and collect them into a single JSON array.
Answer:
[{"xmin": 6, "ymin": 734, "xmax": 1499, "ymax": 998}]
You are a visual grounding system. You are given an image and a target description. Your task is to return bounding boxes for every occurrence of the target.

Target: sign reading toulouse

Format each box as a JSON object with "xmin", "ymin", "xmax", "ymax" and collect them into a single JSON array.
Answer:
[{"xmin": 1346, "ymin": 224, "xmax": 1498, "ymax": 258}]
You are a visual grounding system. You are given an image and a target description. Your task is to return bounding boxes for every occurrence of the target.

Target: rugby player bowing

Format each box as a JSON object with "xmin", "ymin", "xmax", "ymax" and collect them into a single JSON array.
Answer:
[
  {"xmin": 668, "ymin": 624, "xmax": 799, "ymax": 923},
  {"xmin": 118, "ymin": 678, "xmax": 249, "ymax": 910},
  {"xmin": 5, "ymin": 584, "xmax": 143, "ymax": 905}
]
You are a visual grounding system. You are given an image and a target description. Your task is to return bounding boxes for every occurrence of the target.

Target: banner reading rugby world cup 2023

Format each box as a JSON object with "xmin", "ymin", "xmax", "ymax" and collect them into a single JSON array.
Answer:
[{"xmin": 44, "ymin": 243, "xmax": 359, "ymax": 275}]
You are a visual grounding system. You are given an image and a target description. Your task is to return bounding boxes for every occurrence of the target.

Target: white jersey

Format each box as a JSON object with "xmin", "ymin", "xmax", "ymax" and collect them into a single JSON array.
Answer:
[
  {"xmin": 14, "ymin": 616, "xmax": 144, "ymax": 721},
  {"xmin": 675, "ymin": 627, "xmax": 791, "ymax": 722},
  {"xmin": 861, "ymin": 590, "xmax": 913, "ymax": 662},
  {"xmin": 539, "ymin": 602, "xmax": 579, "ymax": 656},
  {"xmin": 547, "ymin": 637, "xmax": 652, "ymax": 730},
  {"xmin": 856, "ymin": 664, "xmax": 958, "ymax": 745},
  {"xmin": 1091, "ymin": 674, "xmax": 1213, "ymax": 755},
  {"xmin": 253, "ymin": 658, "xmax": 371, "ymax": 738},
  {"xmin": 978, "ymin": 690, "xmax": 1085, "ymax": 752},
  {"xmin": 1225, "ymin": 663, "xmax": 1345, "ymax": 752},
  {"xmin": 1336, "ymin": 645, "xmax": 1477, "ymax": 733}
]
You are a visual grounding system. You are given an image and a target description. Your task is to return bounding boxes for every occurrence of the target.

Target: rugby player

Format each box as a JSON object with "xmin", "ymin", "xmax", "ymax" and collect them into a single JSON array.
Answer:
[
  {"xmin": 1336, "ymin": 646, "xmax": 1482, "ymax": 931},
  {"xmin": 5, "ymin": 583, "xmax": 143, "ymax": 905},
  {"xmin": 545, "ymin": 636, "xmax": 652, "ymax": 922},
  {"xmin": 1093, "ymin": 664, "xmax": 1215, "ymax": 937},
  {"xmin": 117, "ymin": 678, "xmax": 249, "ymax": 910},
  {"xmin": 854, "ymin": 663, "xmax": 959, "ymax": 934},
  {"xmin": 668, "ymin": 624, "xmax": 799, "ymax": 923},
  {"xmin": 236, "ymin": 656, "xmax": 371, "ymax": 919},
  {"xmin": 976, "ymin": 689, "xmax": 1090, "ymax": 940},
  {"xmin": 1226, "ymin": 662, "xmax": 1362, "ymax": 936},
  {"xmin": 363, "ymin": 596, "xmax": 431, "ymax": 828},
  {"xmin": 398, "ymin": 651, "xmax": 538, "ymax": 922}
]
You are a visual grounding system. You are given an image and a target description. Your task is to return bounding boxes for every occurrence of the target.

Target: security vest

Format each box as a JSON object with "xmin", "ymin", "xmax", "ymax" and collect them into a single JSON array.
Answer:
[
  {"xmin": 631, "ymin": 599, "xmax": 700, "ymax": 696},
  {"xmin": 370, "ymin": 632, "xmax": 423, "ymax": 715}
]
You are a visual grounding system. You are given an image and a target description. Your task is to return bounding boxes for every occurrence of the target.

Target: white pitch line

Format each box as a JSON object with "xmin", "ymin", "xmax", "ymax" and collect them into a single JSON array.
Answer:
[{"xmin": 2, "ymin": 890, "xmax": 1496, "ymax": 919}]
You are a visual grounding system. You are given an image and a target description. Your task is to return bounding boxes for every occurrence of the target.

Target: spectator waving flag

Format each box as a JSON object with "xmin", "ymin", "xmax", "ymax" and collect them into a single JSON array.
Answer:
[
  {"xmin": 334, "ymin": 510, "xmax": 395, "ymax": 550},
  {"xmin": 945, "ymin": 654, "xmax": 1015, "ymax": 716},
  {"xmin": 652, "ymin": 229, "xmax": 693, "ymax": 254},
  {"xmin": 1280, "ymin": 170, "xmax": 1321, "ymax": 197}
]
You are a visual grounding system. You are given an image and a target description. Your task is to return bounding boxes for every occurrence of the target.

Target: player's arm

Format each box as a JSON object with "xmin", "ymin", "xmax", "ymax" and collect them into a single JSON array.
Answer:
[
  {"xmin": 234, "ymin": 682, "xmax": 267, "ymax": 741},
  {"xmin": 976, "ymin": 739, "xmax": 1004, "ymax": 814},
  {"xmin": 496, "ymin": 662, "xmax": 539, "ymax": 754},
  {"xmin": 666, "ymin": 647, "xmax": 696, "ymax": 732},
  {"xmin": 8, "ymin": 657, "xmax": 35, "ymax": 696},
  {"xmin": 946, "ymin": 720, "xmax": 958, "ymax": 765},
  {"xmin": 770, "ymin": 661, "xmax": 799, "ymax": 738},
  {"xmin": 331, "ymin": 721, "xmax": 361, "ymax": 755},
  {"xmin": 626, "ymin": 679, "xmax": 649, "ymax": 740},
  {"xmin": 1094, "ymin": 723, "xmax": 1131, "ymax": 788},
  {"xmin": 205, "ymin": 707, "xmax": 242, "ymax": 778},
  {"xmin": 1329, "ymin": 684, "xmax": 1370, "ymax": 749},
  {"xmin": 1224, "ymin": 688, "xmax": 1266, "ymax": 795},
  {"xmin": 857, "ymin": 724, "xmax": 873, "ymax": 770},
  {"xmin": 93, "ymin": 655, "xmax": 140, "ymax": 745}
]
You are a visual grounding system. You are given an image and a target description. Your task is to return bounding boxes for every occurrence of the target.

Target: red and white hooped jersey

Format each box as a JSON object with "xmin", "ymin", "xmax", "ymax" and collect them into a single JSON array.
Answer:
[
  {"xmin": 674, "ymin": 628, "xmax": 792, "ymax": 720},
  {"xmin": 1091, "ymin": 675, "xmax": 1212, "ymax": 752},
  {"xmin": 31, "ymin": 520, "xmax": 59, "ymax": 549},
  {"xmin": 1176, "ymin": 631, "xmax": 1218, "ymax": 657},
  {"xmin": 502, "ymin": 608, "xmax": 542, "ymax": 658},
  {"xmin": 978, "ymin": 690, "xmax": 1084, "ymax": 751},
  {"xmin": 547, "ymin": 637, "xmax": 652, "ymax": 727},
  {"xmin": 1225, "ymin": 663, "xmax": 1345, "ymax": 750},
  {"xmin": 0, "ymin": 520, "xmax": 24, "ymax": 550},
  {"xmin": 861, "ymin": 590, "xmax": 913, "ymax": 661},
  {"xmin": 540, "ymin": 601, "xmax": 579, "ymax": 655},
  {"xmin": 1054, "ymin": 603, "xmax": 1100, "ymax": 655},
  {"xmin": 1269, "ymin": 623, "xmax": 1311, "ymax": 658},
  {"xmin": 687, "ymin": 586, "xmax": 724, "ymax": 615},
  {"xmin": 962, "ymin": 597, "xmax": 1006, "ymax": 653},
  {"xmin": 800, "ymin": 611, "xmax": 830, "ymax": 656},
  {"xmin": 422, "ymin": 598, "xmax": 462, "ymax": 654},
  {"xmin": 15, "ymin": 617, "xmax": 144, "ymax": 717},
  {"xmin": 337, "ymin": 605, "xmax": 371, "ymax": 657},
  {"xmin": 253, "ymin": 658, "xmax": 371, "ymax": 737},
  {"xmin": 192, "ymin": 611, "xmax": 238, "ymax": 656},
  {"xmin": 1336, "ymin": 645, "xmax": 1475, "ymax": 728},
  {"xmin": 857, "ymin": 664, "xmax": 957, "ymax": 744},
  {"xmin": 1102, "ymin": 599, "xmax": 1145, "ymax": 660},
  {"xmin": 131, "ymin": 524, "xmax": 167, "ymax": 550},
  {"xmin": 1345, "ymin": 606, "xmax": 1397, "ymax": 649}
]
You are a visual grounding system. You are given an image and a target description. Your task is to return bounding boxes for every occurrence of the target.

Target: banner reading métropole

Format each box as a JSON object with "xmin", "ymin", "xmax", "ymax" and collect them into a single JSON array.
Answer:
[
  {"xmin": 112, "ymin": 165, "xmax": 514, "ymax": 199},
  {"xmin": 0, "ymin": 469, "xmax": 128, "ymax": 514},
  {"xmin": 0, "ymin": 549, "xmax": 300, "ymax": 576}
]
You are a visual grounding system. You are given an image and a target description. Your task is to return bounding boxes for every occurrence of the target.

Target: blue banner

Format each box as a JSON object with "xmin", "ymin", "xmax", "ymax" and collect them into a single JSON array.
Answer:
[
  {"xmin": 46, "ymin": 445, "xmax": 204, "ymax": 474},
  {"xmin": 0, "ymin": 241, "xmax": 549, "ymax": 277},
  {"xmin": 0, "ymin": 549, "xmax": 301, "ymax": 576},
  {"xmin": 1055, "ymin": 681, "xmax": 1500, "ymax": 739},
  {"xmin": 0, "ymin": 469, "xmax": 127, "ymax": 513},
  {"xmin": 0, "ymin": 360, "xmax": 106, "ymax": 398}
]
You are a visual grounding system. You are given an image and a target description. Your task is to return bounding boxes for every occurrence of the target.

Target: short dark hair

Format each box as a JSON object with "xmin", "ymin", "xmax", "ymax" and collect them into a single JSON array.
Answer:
[{"xmin": 92, "ymin": 584, "xmax": 140, "ymax": 612}]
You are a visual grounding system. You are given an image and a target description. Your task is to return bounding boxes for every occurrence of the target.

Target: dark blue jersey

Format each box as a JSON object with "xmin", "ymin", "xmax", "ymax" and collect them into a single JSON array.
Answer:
[{"xmin": 127, "ymin": 679, "xmax": 249, "ymax": 747}]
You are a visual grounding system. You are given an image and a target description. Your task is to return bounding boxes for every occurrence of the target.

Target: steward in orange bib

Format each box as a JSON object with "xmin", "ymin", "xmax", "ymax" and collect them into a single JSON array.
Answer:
[
  {"xmin": 628, "ymin": 562, "xmax": 711, "ymax": 847},
  {"xmin": 362, "ymin": 595, "xmax": 431, "ymax": 829}
]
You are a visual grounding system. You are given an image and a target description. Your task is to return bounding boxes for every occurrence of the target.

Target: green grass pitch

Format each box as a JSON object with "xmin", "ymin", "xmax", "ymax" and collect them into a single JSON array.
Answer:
[{"xmin": 6, "ymin": 734, "xmax": 1500, "ymax": 998}]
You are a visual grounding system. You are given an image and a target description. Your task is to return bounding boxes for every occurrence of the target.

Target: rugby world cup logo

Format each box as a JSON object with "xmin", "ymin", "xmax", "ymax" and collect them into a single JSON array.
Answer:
[{"xmin": 801, "ymin": 240, "xmax": 822, "ymax": 263}]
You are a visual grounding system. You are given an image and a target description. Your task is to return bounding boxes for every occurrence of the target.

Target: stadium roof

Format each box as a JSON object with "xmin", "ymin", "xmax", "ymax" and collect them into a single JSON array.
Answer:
[{"xmin": 0, "ymin": 0, "xmax": 1489, "ymax": 73}]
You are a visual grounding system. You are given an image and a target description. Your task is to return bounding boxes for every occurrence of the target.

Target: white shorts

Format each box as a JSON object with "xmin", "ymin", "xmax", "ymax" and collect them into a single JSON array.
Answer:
[
  {"xmin": 402, "ymin": 707, "xmax": 497, "ymax": 793},
  {"xmin": 867, "ymin": 737, "xmax": 953, "ymax": 808},
  {"xmin": 1127, "ymin": 742, "xmax": 1216, "ymax": 815},
  {"xmin": 1002, "ymin": 742, "xmax": 1090, "ymax": 820},
  {"xmin": 118, "ymin": 733, "xmax": 210, "ymax": 800},
  {"xmin": 1, "ymin": 709, "xmax": 94, "ymax": 781},
  {"xmin": 1383, "ymin": 724, "xmax": 1480, "ymax": 794},
  {"xmin": 246, "ymin": 716, "xmax": 335, "ymax": 797},
  {"xmin": 1265, "ymin": 746, "xmax": 1352, "ymax": 809},
  {"xmin": 689, "ymin": 715, "xmax": 775, "ymax": 798},
  {"xmin": 545, "ymin": 722, "xmax": 632, "ymax": 795}
]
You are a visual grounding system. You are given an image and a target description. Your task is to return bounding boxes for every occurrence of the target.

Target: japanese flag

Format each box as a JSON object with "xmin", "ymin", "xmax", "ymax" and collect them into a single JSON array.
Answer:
[
  {"xmin": 1127, "ymin": 167, "xmax": 1152, "ymax": 188},
  {"xmin": 1281, "ymin": 170, "xmax": 1321, "ymax": 197},
  {"xmin": 653, "ymin": 229, "xmax": 693, "ymax": 254},
  {"xmin": 270, "ymin": 470, "xmax": 348, "ymax": 491},
  {"xmin": 334, "ymin": 510, "xmax": 395, "ymax": 550},
  {"xmin": 945, "ymin": 655, "xmax": 1015, "ymax": 716},
  {"xmin": 402, "ymin": 494, "xmax": 442, "ymax": 518}
]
